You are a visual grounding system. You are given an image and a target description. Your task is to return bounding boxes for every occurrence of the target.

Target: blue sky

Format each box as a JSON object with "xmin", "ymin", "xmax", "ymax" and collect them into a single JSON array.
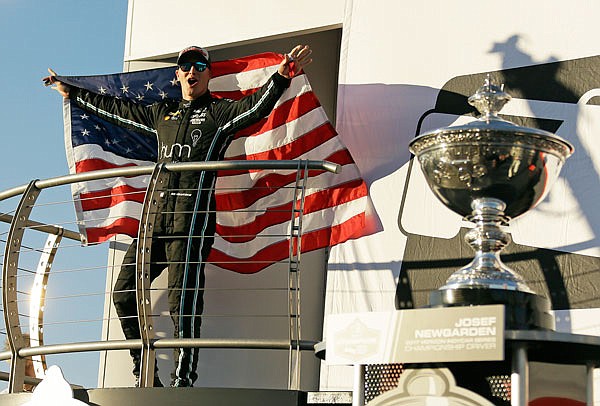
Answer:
[
  {"xmin": 0, "ymin": 0, "xmax": 128, "ymax": 190},
  {"xmin": 0, "ymin": 0, "xmax": 129, "ymax": 389}
]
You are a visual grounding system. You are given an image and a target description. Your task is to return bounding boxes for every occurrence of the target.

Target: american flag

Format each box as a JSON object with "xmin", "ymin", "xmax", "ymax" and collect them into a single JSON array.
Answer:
[{"xmin": 59, "ymin": 52, "xmax": 370, "ymax": 273}]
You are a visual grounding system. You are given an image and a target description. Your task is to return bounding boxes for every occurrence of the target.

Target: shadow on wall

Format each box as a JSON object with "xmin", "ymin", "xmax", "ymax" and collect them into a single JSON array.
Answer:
[{"xmin": 394, "ymin": 39, "xmax": 600, "ymax": 312}]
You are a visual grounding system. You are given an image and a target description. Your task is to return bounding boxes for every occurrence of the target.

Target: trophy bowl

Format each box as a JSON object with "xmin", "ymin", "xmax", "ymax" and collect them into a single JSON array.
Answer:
[
  {"xmin": 411, "ymin": 129, "xmax": 570, "ymax": 220},
  {"xmin": 408, "ymin": 77, "xmax": 573, "ymax": 329}
]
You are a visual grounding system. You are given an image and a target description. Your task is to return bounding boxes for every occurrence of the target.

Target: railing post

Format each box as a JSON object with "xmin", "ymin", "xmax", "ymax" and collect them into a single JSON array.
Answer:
[
  {"xmin": 2, "ymin": 180, "xmax": 40, "ymax": 393},
  {"xmin": 586, "ymin": 362, "xmax": 596, "ymax": 406},
  {"xmin": 288, "ymin": 160, "xmax": 309, "ymax": 390},
  {"xmin": 353, "ymin": 364, "xmax": 366, "ymax": 406},
  {"xmin": 29, "ymin": 232, "xmax": 63, "ymax": 379},
  {"xmin": 137, "ymin": 164, "xmax": 169, "ymax": 388},
  {"xmin": 511, "ymin": 342, "xmax": 529, "ymax": 406}
]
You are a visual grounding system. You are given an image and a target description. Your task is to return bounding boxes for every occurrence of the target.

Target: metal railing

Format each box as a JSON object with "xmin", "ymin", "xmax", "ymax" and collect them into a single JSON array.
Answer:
[{"xmin": 0, "ymin": 159, "xmax": 339, "ymax": 393}]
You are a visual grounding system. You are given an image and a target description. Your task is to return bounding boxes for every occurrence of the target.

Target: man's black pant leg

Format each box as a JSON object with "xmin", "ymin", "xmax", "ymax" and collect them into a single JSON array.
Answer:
[
  {"xmin": 113, "ymin": 238, "xmax": 167, "ymax": 374},
  {"xmin": 167, "ymin": 234, "xmax": 211, "ymax": 385}
]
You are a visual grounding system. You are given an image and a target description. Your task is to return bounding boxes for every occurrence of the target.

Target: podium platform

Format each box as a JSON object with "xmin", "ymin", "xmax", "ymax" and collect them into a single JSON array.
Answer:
[
  {"xmin": 320, "ymin": 309, "xmax": 600, "ymax": 405},
  {"xmin": 0, "ymin": 387, "xmax": 354, "ymax": 406}
]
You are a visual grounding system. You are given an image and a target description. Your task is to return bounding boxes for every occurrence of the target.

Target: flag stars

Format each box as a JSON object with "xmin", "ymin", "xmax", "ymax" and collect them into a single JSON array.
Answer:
[
  {"xmin": 144, "ymin": 81, "xmax": 154, "ymax": 91},
  {"xmin": 159, "ymin": 90, "xmax": 168, "ymax": 99},
  {"xmin": 121, "ymin": 84, "xmax": 129, "ymax": 94},
  {"xmin": 136, "ymin": 94, "xmax": 145, "ymax": 101},
  {"xmin": 80, "ymin": 113, "xmax": 89, "ymax": 120},
  {"xmin": 94, "ymin": 125, "xmax": 102, "ymax": 131},
  {"xmin": 170, "ymin": 77, "xmax": 179, "ymax": 86},
  {"xmin": 81, "ymin": 129, "xmax": 90, "ymax": 136}
]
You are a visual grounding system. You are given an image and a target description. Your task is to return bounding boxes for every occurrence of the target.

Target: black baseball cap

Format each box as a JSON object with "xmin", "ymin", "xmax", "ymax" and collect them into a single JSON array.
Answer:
[{"xmin": 177, "ymin": 46, "xmax": 210, "ymax": 65}]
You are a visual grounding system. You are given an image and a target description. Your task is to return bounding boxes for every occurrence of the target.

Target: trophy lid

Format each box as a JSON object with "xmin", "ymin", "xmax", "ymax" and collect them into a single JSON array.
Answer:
[{"xmin": 409, "ymin": 76, "xmax": 574, "ymax": 160}]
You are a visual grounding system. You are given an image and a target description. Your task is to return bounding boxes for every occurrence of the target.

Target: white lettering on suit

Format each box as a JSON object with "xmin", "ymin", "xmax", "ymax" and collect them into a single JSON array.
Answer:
[{"xmin": 160, "ymin": 142, "xmax": 192, "ymax": 160}]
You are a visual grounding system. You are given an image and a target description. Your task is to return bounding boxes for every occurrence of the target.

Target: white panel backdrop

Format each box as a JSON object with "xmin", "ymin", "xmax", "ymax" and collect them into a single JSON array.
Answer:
[
  {"xmin": 322, "ymin": 0, "xmax": 600, "ymax": 391},
  {"xmin": 124, "ymin": 0, "xmax": 345, "ymax": 61}
]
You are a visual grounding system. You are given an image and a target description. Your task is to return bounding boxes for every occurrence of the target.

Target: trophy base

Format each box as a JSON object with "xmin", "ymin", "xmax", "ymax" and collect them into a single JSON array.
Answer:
[{"xmin": 429, "ymin": 288, "xmax": 555, "ymax": 331}]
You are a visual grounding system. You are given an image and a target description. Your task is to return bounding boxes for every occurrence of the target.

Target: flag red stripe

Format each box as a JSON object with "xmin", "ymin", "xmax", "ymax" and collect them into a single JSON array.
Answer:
[
  {"xmin": 208, "ymin": 213, "xmax": 366, "ymax": 274},
  {"xmin": 234, "ymin": 123, "xmax": 337, "ymax": 161},
  {"xmin": 207, "ymin": 240, "xmax": 290, "ymax": 273},
  {"xmin": 79, "ymin": 185, "xmax": 146, "ymax": 211},
  {"xmin": 328, "ymin": 211, "xmax": 366, "ymax": 245},
  {"xmin": 75, "ymin": 158, "xmax": 138, "ymax": 174},
  {"xmin": 212, "ymin": 89, "xmax": 259, "ymax": 100},
  {"xmin": 302, "ymin": 212, "xmax": 366, "ymax": 251},
  {"xmin": 217, "ymin": 150, "xmax": 358, "ymax": 210},
  {"xmin": 232, "ymin": 91, "xmax": 322, "ymax": 139},
  {"xmin": 210, "ymin": 53, "xmax": 283, "ymax": 78},
  {"xmin": 216, "ymin": 179, "xmax": 368, "ymax": 241},
  {"xmin": 85, "ymin": 217, "xmax": 139, "ymax": 243},
  {"xmin": 212, "ymin": 73, "xmax": 307, "ymax": 102},
  {"xmin": 529, "ymin": 398, "xmax": 585, "ymax": 406},
  {"xmin": 220, "ymin": 123, "xmax": 338, "ymax": 177}
]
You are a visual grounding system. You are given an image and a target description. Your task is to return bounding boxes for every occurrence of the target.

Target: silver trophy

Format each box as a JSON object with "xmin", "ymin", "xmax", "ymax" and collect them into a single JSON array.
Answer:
[{"xmin": 409, "ymin": 77, "xmax": 573, "ymax": 329}]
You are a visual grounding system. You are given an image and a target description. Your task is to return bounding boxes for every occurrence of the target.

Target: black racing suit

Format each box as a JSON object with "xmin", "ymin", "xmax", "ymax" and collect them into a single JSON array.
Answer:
[{"xmin": 70, "ymin": 72, "xmax": 291, "ymax": 385}]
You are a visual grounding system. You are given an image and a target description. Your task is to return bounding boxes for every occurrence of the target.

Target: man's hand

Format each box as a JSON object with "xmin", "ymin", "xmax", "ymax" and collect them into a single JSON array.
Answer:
[
  {"xmin": 278, "ymin": 45, "xmax": 313, "ymax": 79},
  {"xmin": 42, "ymin": 68, "xmax": 71, "ymax": 98}
]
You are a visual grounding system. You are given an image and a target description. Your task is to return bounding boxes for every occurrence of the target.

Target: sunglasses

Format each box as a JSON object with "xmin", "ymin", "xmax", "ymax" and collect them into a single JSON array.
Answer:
[{"xmin": 178, "ymin": 61, "xmax": 208, "ymax": 72}]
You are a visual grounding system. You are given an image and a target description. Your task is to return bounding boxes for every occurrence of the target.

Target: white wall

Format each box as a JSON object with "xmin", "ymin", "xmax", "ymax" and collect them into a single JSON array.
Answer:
[{"xmin": 124, "ymin": 0, "xmax": 345, "ymax": 61}]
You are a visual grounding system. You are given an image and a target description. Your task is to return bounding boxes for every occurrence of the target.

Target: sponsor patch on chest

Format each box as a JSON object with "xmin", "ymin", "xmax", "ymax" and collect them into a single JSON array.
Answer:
[{"xmin": 190, "ymin": 108, "xmax": 208, "ymax": 125}]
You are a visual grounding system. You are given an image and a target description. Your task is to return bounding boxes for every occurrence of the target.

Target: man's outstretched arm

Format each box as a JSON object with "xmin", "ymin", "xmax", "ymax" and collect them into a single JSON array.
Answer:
[
  {"xmin": 277, "ymin": 44, "xmax": 313, "ymax": 79},
  {"xmin": 43, "ymin": 68, "xmax": 71, "ymax": 98}
]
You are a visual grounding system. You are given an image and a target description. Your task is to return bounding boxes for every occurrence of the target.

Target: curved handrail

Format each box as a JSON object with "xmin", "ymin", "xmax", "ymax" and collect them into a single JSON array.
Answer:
[
  {"xmin": 0, "ymin": 160, "xmax": 341, "ymax": 202},
  {"xmin": 0, "ymin": 338, "xmax": 318, "ymax": 360}
]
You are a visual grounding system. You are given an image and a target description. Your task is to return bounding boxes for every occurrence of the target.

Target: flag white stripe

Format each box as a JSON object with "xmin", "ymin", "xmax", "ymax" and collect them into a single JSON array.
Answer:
[
  {"xmin": 213, "ymin": 73, "xmax": 313, "ymax": 115},
  {"xmin": 215, "ymin": 164, "xmax": 364, "ymax": 227},
  {"xmin": 218, "ymin": 137, "xmax": 354, "ymax": 189},
  {"xmin": 209, "ymin": 65, "xmax": 277, "ymax": 92},
  {"xmin": 211, "ymin": 197, "xmax": 367, "ymax": 258},
  {"xmin": 272, "ymin": 75, "xmax": 312, "ymax": 107},
  {"xmin": 72, "ymin": 143, "xmax": 155, "ymax": 167},
  {"xmin": 81, "ymin": 200, "xmax": 142, "ymax": 229},
  {"xmin": 224, "ymin": 105, "xmax": 331, "ymax": 158},
  {"xmin": 73, "ymin": 175, "xmax": 150, "ymax": 196},
  {"xmin": 63, "ymin": 99, "xmax": 76, "ymax": 174}
]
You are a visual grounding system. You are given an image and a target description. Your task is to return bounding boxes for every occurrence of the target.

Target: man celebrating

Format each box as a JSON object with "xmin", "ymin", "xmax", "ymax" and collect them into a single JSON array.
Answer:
[{"xmin": 44, "ymin": 44, "xmax": 312, "ymax": 387}]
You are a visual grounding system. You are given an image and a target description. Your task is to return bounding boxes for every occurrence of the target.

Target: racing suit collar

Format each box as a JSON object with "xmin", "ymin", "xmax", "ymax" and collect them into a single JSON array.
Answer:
[{"xmin": 179, "ymin": 91, "xmax": 212, "ymax": 109}]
